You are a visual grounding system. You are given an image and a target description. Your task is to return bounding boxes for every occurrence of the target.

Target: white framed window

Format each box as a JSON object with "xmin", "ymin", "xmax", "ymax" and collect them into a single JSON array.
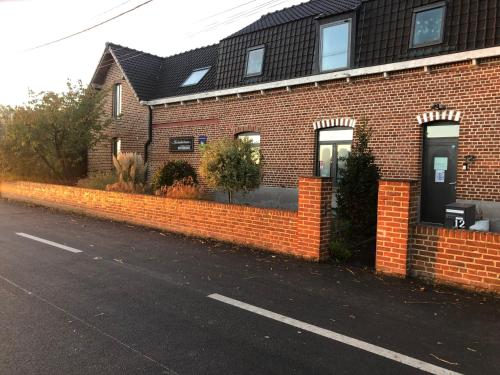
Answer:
[
  {"xmin": 245, "ymin": 46, "xmax": 265, "ymax": 76},
  {"xmin": 112, "ymin": 138, "xmax": 121, "ymax": 157},
  {"xmin": 181, "ymin": 67, "xmax": 210, "ymax": 87},
  {"xmin": 320, "ymin": 20, "xmax": 351, "ymax": 72},
  {"xmin": 410, "ymin": 3, "xmax": 446, "ymax": 48},
  {"xmin": 112, "ymin": 83, "xmax": 122, "ymax": 118}
]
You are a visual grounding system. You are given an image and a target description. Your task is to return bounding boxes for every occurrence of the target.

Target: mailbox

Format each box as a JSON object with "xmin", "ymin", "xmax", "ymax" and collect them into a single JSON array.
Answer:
[{"xmin": 444, "ymin": 203, "xmax": 476, "ymax": 230}]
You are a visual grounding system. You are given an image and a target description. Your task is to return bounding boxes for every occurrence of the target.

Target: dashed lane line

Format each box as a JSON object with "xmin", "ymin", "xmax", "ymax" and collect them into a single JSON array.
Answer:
[
  {"xmin": 16, "ymin": 233, "xmax": 83, "ymax": 254},
  {"xmin": 208, "ymin": 293, "xmax": 462, "ymax": 375}
]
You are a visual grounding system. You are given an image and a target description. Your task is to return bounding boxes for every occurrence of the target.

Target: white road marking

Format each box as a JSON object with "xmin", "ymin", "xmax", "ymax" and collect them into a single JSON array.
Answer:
[
  {"xmin": 208, "ymin": 294, "xmax": 462, "ymax": 375},
  {"xmin": 16, "ymin": 233, "xmax": 83, "ymax": 254}
]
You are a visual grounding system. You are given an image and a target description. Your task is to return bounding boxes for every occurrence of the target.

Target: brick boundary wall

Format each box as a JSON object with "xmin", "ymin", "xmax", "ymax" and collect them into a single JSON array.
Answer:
[
  {"xmin": 375, "ymin": 180, "xmax": 417, "ymax": 277},
  {"xmin": 0, "ymin": 177, "xmax": 332, "ymax": 261},
  {"xmin": 376, "ymin": 179, "xmax": 500, "ymax": 293},
  {"xmin": 410, "ymin": 226, "xmax": 500, "ymax": 293}
]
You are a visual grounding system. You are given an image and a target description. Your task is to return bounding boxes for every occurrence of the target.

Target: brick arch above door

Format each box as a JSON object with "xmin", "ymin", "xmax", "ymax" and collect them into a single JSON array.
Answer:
[{"xmin": 417, "ymin": 111, "xmax": 462, "ymax": 125}]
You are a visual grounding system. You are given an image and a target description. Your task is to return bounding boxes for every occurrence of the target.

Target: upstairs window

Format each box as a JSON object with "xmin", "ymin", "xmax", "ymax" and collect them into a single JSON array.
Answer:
[
  {"xmin": 320, "ymin": 20, "xmax": 351, "ymax": 72},
  {"xmin": 411, "ymin": 3, "xmax": 445, "ymax": 48},
  {"xmin": 245, "ymin": 46, "xmax": 265, "ymax": 76},
  {"xmin": 112, "ymin": 83, "xmax": 122, "ymax": 118},
  {"xmin": 181, "ymin": 67, "xmax": 210, "ymax": 87}
]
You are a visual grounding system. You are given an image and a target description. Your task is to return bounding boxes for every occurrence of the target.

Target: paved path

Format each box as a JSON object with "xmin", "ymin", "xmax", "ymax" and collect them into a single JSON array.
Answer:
[{"xmin": 0, "ymin": 200, "xmax": 498, "ymax": 374}]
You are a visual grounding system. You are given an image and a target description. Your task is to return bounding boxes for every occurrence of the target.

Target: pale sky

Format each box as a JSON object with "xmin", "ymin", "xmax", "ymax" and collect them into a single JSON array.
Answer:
[{"xmin": 0, "ymin": 0, "xmax": 304, "ymax": 106}]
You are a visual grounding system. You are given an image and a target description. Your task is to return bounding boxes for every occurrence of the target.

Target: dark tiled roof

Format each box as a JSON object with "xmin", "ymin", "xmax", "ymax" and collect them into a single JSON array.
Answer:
[
  {"xmin": 153, "ymin": 44, "xmax": 219, "ymax": 99},
  {"xmin": 92, "ymin": 0, "xmax": 500, "ymax": 102},
  {"xmin": 229, "ymin": 0, "xmax": 362, "ymax": 37},
  {"xmin": 95, "ymin": 43, "xmax": 218, "ymax": 101},
  {"xmin": 216, "ymin": 17, "xmax": 317, "ymax": 89},
  {"xmin": 108, "ymin": 43, "xmax": 164, "ymax": 101}
]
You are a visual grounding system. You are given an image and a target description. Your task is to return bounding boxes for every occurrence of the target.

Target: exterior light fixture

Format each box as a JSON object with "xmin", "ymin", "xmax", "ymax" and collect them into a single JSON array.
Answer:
[
  {"xmin": 431, "ymin": 103, "xmax": 447, "ymax": 111},
  {"xmin": 463, "ymin": 155, "xmax": 476, "ymax": 171}
]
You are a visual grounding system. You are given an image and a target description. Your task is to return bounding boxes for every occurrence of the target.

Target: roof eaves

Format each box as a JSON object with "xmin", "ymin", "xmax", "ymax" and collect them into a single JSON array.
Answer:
[{"xmin": 90, "ymin": 44, "xmax": 114, "ymax": 87}]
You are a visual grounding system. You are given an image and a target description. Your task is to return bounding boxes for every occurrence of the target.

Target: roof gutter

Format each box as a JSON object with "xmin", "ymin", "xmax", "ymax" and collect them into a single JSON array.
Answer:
[{"xmin": 142, "ymin": 46, "xmax": 500, "ymax": 107}]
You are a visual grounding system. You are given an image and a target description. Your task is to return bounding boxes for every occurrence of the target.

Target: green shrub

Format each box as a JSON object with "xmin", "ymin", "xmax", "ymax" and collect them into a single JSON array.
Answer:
[
  {"xmin": 329, "ymin": 240, "xmax": 352, "ymax": 263},
  {"xmin": 106, "ymin": 152, "xmax": 146, "ymax": 193},
  {"xmin": 77, "ymin": 171, "xmax": 116, "ymax": 190},
  {"xmin": 336, "ymin": 119, "xmax": 380, "ymax": 245},
  {"xmin": 199, "ymin": 138, "xmax": 263, "ymax": 203},
  {"xmin": 151, "ymin": 160, "xmax": 197, "ymax": 192}
]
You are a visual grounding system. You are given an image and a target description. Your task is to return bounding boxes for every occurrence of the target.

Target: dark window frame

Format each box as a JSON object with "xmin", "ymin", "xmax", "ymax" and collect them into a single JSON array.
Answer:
[
  {"xmin": 315, "ymin": 127, "xmax": 353, "ymax": 182},
  {"xmin": 244, "ymin": 45, "xmax": 266, "ymax": 77},
  {"xmin": 319, "ymin": 18, "xmax": 353, "ymax": 73},
  {"xmin": 181, "ymin": 66, "xmax": 211, "ymax": 87},
  {"xmin": 410, "ymin": 2, "xmax": 447, "ymax": 49}
]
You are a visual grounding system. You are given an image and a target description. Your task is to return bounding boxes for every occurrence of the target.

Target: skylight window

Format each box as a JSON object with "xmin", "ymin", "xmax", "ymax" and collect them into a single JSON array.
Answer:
[
  {"xmin": 181, "ymin": 67, "xmax": 210, "ymax": 87},
  {"xmin": 245, "ymin": 46, "xmax": 265, "ymax": 76}
]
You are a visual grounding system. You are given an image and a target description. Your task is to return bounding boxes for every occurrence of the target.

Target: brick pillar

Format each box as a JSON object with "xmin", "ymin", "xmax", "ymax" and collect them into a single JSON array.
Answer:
[
  {"xmin": 375, "ymin": 179, "xmax": 418, "ymax": 277},
  {"xmin": 296, "ymin": 177, "xmax": 333, "ymax": 261}
]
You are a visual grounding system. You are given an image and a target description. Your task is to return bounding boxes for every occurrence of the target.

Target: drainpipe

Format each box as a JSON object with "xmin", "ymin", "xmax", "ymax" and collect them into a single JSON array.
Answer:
[{"xmin": 144, "ymin": 105, "xmax": 153, "ymax": 164}]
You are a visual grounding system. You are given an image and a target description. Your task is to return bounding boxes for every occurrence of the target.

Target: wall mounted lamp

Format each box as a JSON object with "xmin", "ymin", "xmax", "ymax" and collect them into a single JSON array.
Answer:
[
  {"xmin": 463, "ymin": 155, "xmax": 476, "ymax": 171},
  {"xmin": 430, "ymin": 102, "xmax": 447, "ymax": 111}
]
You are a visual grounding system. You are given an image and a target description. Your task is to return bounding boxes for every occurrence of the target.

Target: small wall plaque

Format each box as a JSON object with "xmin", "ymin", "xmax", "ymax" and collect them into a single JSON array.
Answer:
[
  {"xmin": 170, "ymin": 137, "xmax": 194, "ymax": 152},
  {"xmin": 198, "ymin": 135, "xmax": 208, "ymax": 145}
]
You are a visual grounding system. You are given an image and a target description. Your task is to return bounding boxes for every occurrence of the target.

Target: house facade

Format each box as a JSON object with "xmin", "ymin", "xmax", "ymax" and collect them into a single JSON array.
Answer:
[{"xmin": 90, "ymin": 0, "xmax": 500, "ymax": 230}]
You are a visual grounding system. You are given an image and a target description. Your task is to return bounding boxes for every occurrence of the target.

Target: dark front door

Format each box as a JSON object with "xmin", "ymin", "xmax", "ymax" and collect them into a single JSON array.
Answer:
[{"xmin": 421, "ymin": 132, "xmax": 458, "ymax": 224}]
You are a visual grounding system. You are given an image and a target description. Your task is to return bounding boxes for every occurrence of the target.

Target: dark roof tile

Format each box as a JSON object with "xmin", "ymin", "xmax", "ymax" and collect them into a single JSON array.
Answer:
[
  {"xmin": 108, "ymin": 43, "xmax": 164, "ymax": 101},
  {"xmin": 102, "ymin": 43, "xmax": 218, "ymax": 101},
  {"xmin": 154, "ymin": 44, "xmax": 219, "ymax": 99},
  {"xmin": 228, "ymin": 0, "xmax": 361, "ymax": 38}
]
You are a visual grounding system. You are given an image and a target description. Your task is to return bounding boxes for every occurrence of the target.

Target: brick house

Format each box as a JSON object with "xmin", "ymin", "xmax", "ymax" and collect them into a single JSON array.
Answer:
[{"xmin": 90, "ymin": 0, "xmax": 500, "ymax": 229}]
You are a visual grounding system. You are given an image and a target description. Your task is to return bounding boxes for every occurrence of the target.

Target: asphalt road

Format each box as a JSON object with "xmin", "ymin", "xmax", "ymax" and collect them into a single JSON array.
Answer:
[{"xmin": 0, "ymin": 199, "xmax": 498, "ymax": 375}]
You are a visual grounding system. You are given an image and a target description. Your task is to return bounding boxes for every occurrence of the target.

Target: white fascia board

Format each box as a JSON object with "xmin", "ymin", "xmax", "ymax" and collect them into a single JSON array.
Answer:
[{"xmin": 142, "ymin": 46, "xmax": 500, "ymax": 107}]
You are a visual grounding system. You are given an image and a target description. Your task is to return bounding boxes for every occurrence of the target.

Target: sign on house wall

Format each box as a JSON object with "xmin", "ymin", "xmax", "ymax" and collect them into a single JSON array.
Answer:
[
  {"xmin": 170, "ymin": 137, "xmax": 194, "ymax": 152},
  {"xmin": 198, "ymin": 135, "xmax": 208, "ymax": 145}
]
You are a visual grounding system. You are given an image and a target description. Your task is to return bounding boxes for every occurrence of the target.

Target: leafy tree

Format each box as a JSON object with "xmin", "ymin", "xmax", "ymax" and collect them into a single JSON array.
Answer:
[
  {"xmin": 0, "ymin": 105, "xmax": 13, "ymax": 176},
  {"xmin": 199, "ymin": 138, "xmax": 263, "ymax": 203},
  {"xmin": 0, "ymin": 82, "xmax": 109, "ymax": 183},
  {"xmin": 334, "ymin": 119, "xmax": 380, "ymax": 257}
]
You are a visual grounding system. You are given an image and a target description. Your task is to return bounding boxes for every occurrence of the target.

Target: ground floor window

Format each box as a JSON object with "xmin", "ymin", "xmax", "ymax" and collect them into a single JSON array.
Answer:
[
  {"xmin": 112, "ymin": 138, "xmax": 121, "ymax": 157},
  {"xmin": 317, "ymin": 128, "xmax": 353, "ymax": 183},
  {"xmin": 237, "ymin": 132, "xmax": 261, "ymax": 163}
]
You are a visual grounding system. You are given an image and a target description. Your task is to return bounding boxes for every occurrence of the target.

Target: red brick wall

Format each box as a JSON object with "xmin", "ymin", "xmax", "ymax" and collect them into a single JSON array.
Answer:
[
  {"xmin": 149, "ymin": 59, "xmax": 500, "ymax": 201},
  {"xmin": 0, "ymin": 177, "xmax": 332, "ymax": 261},
  {"xmin": 296, "ymin": 177, "xmax": 333, "ymax": 260},
  {"xmin": 88, "ymin": 61, "xmax": 149, "ymax": 173},
  {"xmin": 410, "ymin": 226, "xmax": 500, "ymax": 293},
  {"xmin": 376, "ymin": 179, "xmax": 500, "ymax": 293},
  {"xmin": 375, "ymin": 180, "xmax": 417, "ymax": 276}
]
